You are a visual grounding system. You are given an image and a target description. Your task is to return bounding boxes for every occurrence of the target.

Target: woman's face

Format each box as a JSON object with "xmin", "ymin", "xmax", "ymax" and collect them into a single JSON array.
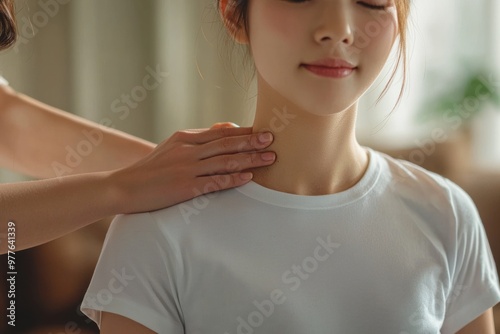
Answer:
[{"xmin": 245, "ymin": 0, "xmax": 399, "ymax": 116}]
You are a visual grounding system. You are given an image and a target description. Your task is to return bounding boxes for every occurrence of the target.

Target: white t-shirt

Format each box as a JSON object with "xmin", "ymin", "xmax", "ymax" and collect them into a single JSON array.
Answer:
[{"xmin": 82, "ymin": 148, "xmax": 500, "ymax": 334}]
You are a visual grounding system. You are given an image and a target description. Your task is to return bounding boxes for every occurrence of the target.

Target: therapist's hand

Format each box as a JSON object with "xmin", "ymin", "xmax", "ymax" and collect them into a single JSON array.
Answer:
[{"xmin": 108, "ymin": 123, "xmax": 275, "ymax": 214}]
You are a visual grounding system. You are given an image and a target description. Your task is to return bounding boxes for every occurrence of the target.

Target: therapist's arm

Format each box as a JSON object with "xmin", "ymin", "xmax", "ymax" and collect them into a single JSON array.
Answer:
[
  {"xmin": 0, "ymin": 84, "xmax": 154, "ymax": 178},
  {"xmin": 0, "ymin": 85, "xmax": 276, "ymax": 254}
]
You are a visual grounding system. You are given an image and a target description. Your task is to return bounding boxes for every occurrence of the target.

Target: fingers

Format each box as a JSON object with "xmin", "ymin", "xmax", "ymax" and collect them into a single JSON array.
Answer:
[
  {"xmin": 197, "ymin": 132, "xmax": 274, "ymax": 160},
  {"xmin": 191, "ymin": 172, "xmax": 255, "ymax": 195},
  {"xmin": 195, "ymin": 151, "xmax": 276, "ymax": 176}
]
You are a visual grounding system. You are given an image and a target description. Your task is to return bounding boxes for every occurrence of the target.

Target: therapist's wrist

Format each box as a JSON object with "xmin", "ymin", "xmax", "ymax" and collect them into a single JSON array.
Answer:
[
  {"xmin": 91, "ymin": 169, "xmax": 129, "ymax": 218},
  {"xmin": 103, "ymin": 167, "xmax": 143, "ymax": 216}
]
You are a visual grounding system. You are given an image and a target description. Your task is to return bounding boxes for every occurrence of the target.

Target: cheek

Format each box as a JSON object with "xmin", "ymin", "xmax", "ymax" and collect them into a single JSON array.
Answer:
[
  {"xmin": 248, "ymin": 3, "xmax": 305, "ymax": 87},
  {"xmin": 356, "ymin": 10, "xmax": 397, "ymax": 42},
  {"xmin": 248, "ymin": 3, "xmax": 303, "ymax": 58},
  {"xmin": 251, "ymin": 2, "xmax": 299, "ymax": 39},
  {"xmin": 356, "ymin": 12, "xmax": 398, "ymax": 65}
]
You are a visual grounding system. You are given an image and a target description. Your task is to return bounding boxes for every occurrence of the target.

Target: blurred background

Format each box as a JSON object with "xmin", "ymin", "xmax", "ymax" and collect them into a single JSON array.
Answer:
[{"xmin": 0, "ymin": 0, "xmax": 499, "ymax": 332}]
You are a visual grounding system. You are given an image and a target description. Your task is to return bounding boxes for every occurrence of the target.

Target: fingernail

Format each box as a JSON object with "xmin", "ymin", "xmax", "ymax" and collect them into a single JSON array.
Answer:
[
  {"xmin": 258, "ymin": 132, "xmax": 273, "ymax": 144},
  {"xmin": 261, "ymin": 152, "xmax": 276, "ymax": 161},
  {"xmin": 240, "ymin": 172, "xmax": 253, "ymax": 181}
]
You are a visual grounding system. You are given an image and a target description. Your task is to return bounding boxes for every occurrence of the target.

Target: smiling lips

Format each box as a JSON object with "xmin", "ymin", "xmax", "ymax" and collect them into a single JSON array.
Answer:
[{"xmin": 302, "ymin": 58, "xmax": 357, "ymax": 78}]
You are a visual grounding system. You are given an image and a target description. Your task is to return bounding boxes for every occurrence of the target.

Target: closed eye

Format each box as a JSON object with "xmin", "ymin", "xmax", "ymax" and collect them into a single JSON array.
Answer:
[{"xmin": 357, "ymin": 2, "xmax": 388, "ymax": 10}]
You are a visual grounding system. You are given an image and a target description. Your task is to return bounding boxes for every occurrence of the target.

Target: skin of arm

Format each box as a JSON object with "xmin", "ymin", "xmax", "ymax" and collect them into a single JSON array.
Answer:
[
  {"xmin": 0, "ymin": 85, "xmax": 276, "ymax": 254},
  {"xmin": 0, "ymin": 84, "xmax": 155, "ymax": 178},
  {"xmin": 0, "ymin": 171, "xmax": 121, "ymax": 253},
  {"xmin": 456, "ymin": 308, "xmax": 496, "ymax": 334}
]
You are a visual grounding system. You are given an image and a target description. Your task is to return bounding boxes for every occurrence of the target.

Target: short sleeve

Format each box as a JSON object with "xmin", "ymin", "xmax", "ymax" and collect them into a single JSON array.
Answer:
[
  {"xmin": 0, "ymin": 76, "xmax": 9, "ymax": 86},
  {"xmin": 81, "ymin": 213, "xmax": 185, "ymax": 334},
  {"xmin": 441, "ymin": 180, "xmax": 500, "ymax": 333}
]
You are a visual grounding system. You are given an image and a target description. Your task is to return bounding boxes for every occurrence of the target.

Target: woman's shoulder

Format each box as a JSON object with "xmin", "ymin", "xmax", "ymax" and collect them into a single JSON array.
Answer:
[
  {"xmin": 110, "ymin": 206, "xmax": 186, "ymax": 233},
  {"xmin": 107, "ymin": 200, "xmax": 206, "ymax": 247},
  {"xmin": 370, "ymin": 149, "xmax": 479, "ymax": 222}
]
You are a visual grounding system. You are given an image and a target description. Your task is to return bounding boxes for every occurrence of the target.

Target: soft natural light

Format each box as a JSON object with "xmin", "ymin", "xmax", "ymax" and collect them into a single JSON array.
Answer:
[{"xmin": 357, "ymin": 0, "xmax": 500, "ymax": 169}]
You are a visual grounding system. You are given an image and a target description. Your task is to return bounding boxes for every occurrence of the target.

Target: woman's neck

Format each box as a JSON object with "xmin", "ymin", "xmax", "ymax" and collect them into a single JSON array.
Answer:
[{"xmin": 248, "ymin": 80, "xmax": 369, "ymax": 196}]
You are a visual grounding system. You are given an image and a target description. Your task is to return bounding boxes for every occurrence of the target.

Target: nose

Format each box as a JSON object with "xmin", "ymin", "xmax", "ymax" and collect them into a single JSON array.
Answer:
[{"xmin": 313, "ymin": 3, "xmax": 355, "ymax": 47}]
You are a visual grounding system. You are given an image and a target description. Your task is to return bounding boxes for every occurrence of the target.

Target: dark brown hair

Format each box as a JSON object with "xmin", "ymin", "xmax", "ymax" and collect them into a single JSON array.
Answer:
[
  {"xmin": 219, "ymin": 0, "xmax": 411, "ymax": 111},
  {"xmin": 0, "ymin": 0, "xmax": 17, "ymax": 51}
]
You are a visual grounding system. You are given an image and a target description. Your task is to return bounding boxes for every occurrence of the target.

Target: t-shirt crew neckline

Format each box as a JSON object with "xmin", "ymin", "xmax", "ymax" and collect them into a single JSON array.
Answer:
[{"xmin": 235, "ymin": 147, "xmax": 381, "ymax": 210}]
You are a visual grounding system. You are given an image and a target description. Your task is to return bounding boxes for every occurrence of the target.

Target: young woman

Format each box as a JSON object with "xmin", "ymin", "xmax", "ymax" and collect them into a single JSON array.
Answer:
[
  {"xmin": 0, "ymin": 0, "xmax": 276, "ymax": 254},
  {"xmin": 82, "ymin": 0, "xmax": 500, "ymax": 333}
]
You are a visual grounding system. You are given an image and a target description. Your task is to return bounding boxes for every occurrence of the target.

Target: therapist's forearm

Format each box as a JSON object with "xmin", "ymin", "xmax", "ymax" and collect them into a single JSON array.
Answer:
[
  {"xmin": 0, "ymin": 85, "xmax": 155, "ymax": 179},
  {"xmin": 0, "ymin": 170, "xmax": 120, "ymax": 254}
]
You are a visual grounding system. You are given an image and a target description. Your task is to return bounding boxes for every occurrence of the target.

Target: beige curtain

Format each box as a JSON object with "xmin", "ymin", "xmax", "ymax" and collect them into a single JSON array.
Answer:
[{"xmin": 69, "ymin": 0, "xmax": 254, "ymax": 140}]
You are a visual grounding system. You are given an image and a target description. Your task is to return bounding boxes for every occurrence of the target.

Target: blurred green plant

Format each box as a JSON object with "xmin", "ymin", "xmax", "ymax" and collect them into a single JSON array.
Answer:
[{"xmin": 417, "ymin": 69, "xmax": 500, "ymax": 123}]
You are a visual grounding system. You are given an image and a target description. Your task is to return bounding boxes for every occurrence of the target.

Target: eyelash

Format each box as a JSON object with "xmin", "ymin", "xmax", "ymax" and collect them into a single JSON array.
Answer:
[
  {"xmin": 357, "ymin": 2, "xmax": 388, "ymax": 10},
  {"xmin": 284, "ymin": 0, "xmax": 389, "ymax": 11}
]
